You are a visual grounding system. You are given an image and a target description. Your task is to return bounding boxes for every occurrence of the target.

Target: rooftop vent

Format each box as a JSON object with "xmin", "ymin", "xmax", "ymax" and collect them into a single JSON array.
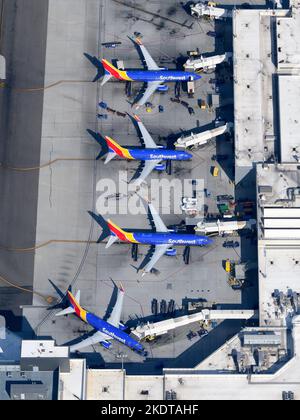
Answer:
[
  {"xmin": 258, "ymin": 186, "xmax": 273, "ymax": 194},
  {"xmin": 141, "ymin": 390, "xmax": 149, "ymax": 395}
]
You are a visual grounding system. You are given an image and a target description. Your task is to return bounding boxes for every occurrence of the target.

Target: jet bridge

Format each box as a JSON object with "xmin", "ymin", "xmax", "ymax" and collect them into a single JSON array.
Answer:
[
  {"xmin": 191, "ymin": 3, "xmax": 232, "ymax": 20},
  {"xmin": 195, "ymin": 219, "xmax": 256, "ymax": 235},
  {"xmin": 184, "ymin": 53, "xmax": 232, "ymax": 72},
  {"xmin": 175, "ymin": 122, "xmax": 233, "ymax": 149},
  {"xmin": 133, "ymin": 309, "xmax": 256, "ymax": 340}
]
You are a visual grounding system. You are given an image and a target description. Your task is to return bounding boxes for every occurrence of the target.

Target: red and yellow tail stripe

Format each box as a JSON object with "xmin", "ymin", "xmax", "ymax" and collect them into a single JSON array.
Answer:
[
  {"xmin": 105, "ymin": 136, "xmax": 134, "ymax": 160},
  {"xmin": 107, "ymin": 220, "xmax": 139, "ymax": 244},
  {"xmin": 102, "ymin": 59, "xmax": 133, "ymax": 82},
  {"xmin": 68, "ymin": 291, "xmax": 88, "ymax": 323}
]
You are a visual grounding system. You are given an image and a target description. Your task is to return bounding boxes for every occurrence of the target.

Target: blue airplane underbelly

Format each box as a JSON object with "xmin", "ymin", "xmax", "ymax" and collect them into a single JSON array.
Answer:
[
  {"xmin": 134, "ymin": 233, "xmax": 211, "ymax": 246},
  {"xmin": 127, "ymin": 70, "xmax": 199, "ymax": 82},
  {"xmin": 129, "ymin": 148, "xmax": 192, "ymax": 161},
  {"xmin": 86, "ymin": 313, "xmax": 143, "ymax": 351}
]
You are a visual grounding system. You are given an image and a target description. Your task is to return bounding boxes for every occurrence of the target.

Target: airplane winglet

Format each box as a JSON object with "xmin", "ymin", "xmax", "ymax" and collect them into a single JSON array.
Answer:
[
  {"xmin": 135, "ymin": 38, "xmax": 143, "ymax": 46},
  {"xmin": 119, "ymin": 283, "xmax": 125, "ymax": 293},
  {"xmin": 133, "ymin": 114, "xmax": 141, "ymax": 123}
]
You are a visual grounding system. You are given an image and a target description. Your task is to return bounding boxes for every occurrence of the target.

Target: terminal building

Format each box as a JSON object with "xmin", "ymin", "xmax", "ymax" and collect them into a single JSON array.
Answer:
[
  {"xmin": 1, "ymin": 0, "xmax": 300, "ymax": 401},
  {"xmin": 234, "ymin": 0, "xmax": 300, "ymax": 182}
]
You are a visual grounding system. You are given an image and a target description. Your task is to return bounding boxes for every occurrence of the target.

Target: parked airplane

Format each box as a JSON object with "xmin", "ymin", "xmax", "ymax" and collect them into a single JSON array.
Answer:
[
  {"xmin": 85, "ymin": 37, "xmax": 202, "ymax": 107},
  {"xmin": 89, "ymin": 203, "xmax": 213, "ymax": 275},
  {"xmin": 56, "ymin": 286, "xmax": 145, "ymax": 354},
  {"xmin": 87, "ymin": 114, "xmax": 192, "ymax": 186}
]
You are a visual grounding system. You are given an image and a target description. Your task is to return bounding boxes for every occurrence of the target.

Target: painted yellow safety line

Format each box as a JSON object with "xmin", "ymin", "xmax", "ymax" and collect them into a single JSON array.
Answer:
[
  {"xmin": 0, "ymin": 274, "xmax": 55, "ymax": 304},
  {"xmin": 0, "ymin": 239, "xmax": 98, "ymax": 253},
  {"xmin": 0, "ymin": 158, "xmax": 94, "ymax": 172},
  {"xmin": 11, "ymin": 79, "xmax": 93, "ymax": 93}
]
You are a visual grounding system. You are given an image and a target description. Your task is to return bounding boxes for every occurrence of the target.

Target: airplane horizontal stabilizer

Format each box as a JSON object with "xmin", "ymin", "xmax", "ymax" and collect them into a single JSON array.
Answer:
[
  {"xmin": 106, "ymin": 235, "xmax": 118, "ymax": 249},
  {"xmin": 55, "ymin": 307, "xmax": 75, "ymax": 317},
  {"xmin": 104, "ymin": 152, "xmax": 117, "ymax": 164},
  {"xmin": 56, "ymin": 290, "xmax": 81, "ymax": 317},
  {"xmin": 101, "ymin": 73, "xmax": 113, "ymax": 86}
]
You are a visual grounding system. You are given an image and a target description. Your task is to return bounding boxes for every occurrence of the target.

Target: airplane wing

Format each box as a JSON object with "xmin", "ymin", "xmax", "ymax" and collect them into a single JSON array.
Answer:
[
  {"xmin": 106, "ymin": 285, "xmax": 125, "ymax": 328},
  {"xmin": 132, "ymin": 115, "xmax": 157, "ymax": 148},
  {"xmin": 135, "ymin": 39, "xmax": 160, "ymax": 70},
  {"xmin": 140, "ymin": 244, "xmax": 171, "ymax": 274},
  {"xmin": 136, "ymin": 81, "xmax": 163, "ymax": 108},
  {"xmin": 131, "ymin": 160, "xmax": 161, "ymax": 186},
  {"xmin": 70, "ymin": 331, "xmax": 109, "ymax": 352},
  {"xmin": 148, "ymin": 203, "xmax": 169, "ymax": 232}
]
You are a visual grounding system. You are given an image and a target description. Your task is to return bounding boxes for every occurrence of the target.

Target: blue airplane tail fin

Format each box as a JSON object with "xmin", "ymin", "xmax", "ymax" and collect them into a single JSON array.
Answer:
[
  {"xmin": 88, "ymin": 211, "xmax": 111, "ymax": 243},
  {"xmin": 87, "ymin": 129, "xmax": 109, "ymax": 160},
  {"xmin": 84, "ymin": 53, "xmax": 104, "ymax": 82}
]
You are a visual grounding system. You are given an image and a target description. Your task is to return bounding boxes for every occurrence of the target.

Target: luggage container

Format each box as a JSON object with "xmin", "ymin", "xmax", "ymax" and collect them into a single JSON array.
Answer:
[
  {"xmin": 225, "ymin": 260, "xmax": 231, "ymax": 273},
  {"xmin": 212, "ymin": 166, "xmax": 220, "ymax": 177}
]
